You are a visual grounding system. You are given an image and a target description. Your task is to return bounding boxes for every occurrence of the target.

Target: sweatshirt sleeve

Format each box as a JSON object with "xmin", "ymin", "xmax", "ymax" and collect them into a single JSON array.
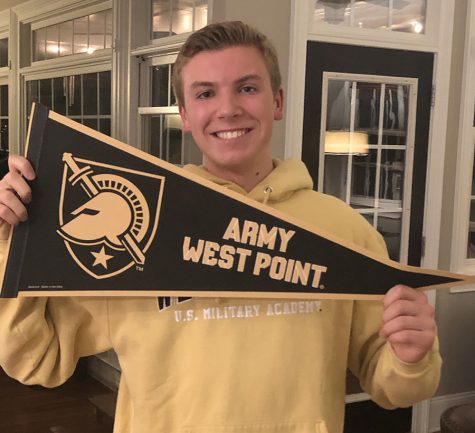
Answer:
[
  {"xmin": 347, "ymin": 222, "xmax": 441, "ymax": 408},
  {"xmin": 0, "ymin": 240, "xmax": 112, "ymax": 387}
]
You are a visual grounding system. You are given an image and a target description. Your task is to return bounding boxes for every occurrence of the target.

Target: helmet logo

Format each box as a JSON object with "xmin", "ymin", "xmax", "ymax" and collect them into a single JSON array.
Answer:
[{"xmin": 57, "ymin": 153, "xmax": 164, "ymax": 279}]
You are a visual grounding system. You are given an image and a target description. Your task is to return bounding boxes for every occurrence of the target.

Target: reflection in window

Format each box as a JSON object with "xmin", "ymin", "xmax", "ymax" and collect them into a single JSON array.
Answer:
[
  {"xmin": 33, "ymin": 10, "xmax": 113, "ymax": 61},
  {"xmin": 314, "ymin": 0, "xmax": 426, "ymax": 34},
  {"xmin": 0, "ymin": 38, "xmax": 8, "ymax": 68},
  {"xmin": 26, "ymin": 71, "xmax": 111, "ymax": 136},
  {"xmin": 152, "ymin": 0, "xmax": 208, "ymax": 39},
  {"xmin": 0, "ymin": 85, "xmax": 8, "ymax": 158}
]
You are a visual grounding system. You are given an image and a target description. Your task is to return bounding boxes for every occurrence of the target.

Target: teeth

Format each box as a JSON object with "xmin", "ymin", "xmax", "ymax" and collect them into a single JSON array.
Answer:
[{"xmin": 215, "ymin": 129, "xmax": 247, "ymax": 139}]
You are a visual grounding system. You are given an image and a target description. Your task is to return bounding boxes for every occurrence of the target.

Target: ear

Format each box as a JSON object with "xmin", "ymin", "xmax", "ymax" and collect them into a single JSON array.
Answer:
[
  {"xmin": 273, "ymin": 87, "xmax": 284, "ymax": 121},
  {"xmin": 179, "ymin": 105, "xmax": 191, "ymax": 132}
]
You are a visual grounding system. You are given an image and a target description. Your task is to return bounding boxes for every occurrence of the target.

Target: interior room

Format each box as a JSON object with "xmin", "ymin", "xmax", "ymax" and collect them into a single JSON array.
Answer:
[{"xmin": 0, "ymin": 0, "xmax": 474, "ymax": 432}]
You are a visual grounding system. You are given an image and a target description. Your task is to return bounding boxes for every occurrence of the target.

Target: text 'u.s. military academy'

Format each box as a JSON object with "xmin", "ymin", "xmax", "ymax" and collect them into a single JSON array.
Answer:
[{"xmin": 182, "ymin": 217, "xmax": 327, "ymax": 289}]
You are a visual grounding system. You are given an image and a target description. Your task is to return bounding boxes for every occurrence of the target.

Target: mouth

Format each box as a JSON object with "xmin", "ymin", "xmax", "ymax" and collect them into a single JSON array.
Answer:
[{"xmin": 212, "ymin": 128, "xmax": 251, "ymax": 140}]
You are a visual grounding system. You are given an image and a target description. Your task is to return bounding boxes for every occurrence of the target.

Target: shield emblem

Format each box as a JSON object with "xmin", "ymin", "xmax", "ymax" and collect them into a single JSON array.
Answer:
[{"xmin": 57, "ymin": 153, "xmax": 165, "ymax": 279}]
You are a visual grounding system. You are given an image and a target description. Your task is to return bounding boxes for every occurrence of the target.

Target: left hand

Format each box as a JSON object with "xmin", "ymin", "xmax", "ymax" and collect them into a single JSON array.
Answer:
[{"xmin": 379, "ymin": 284, "xmax": 436, "ymax": 364}]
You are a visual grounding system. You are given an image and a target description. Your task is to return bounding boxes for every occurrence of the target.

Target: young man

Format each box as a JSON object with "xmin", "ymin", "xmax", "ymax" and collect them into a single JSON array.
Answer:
[{"xmin": 0, "ymin": 21, "xmax": 439, "ymax": 433}]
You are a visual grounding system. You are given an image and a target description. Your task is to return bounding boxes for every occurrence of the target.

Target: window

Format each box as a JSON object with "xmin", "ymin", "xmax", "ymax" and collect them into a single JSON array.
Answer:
[
  {"xmin": 32, "ymin": 9, "xmax": 112, "ymax": 61},
  {"xmin": 151, "ymin": 0, "xmax": 208, "ymax": 39},
  {"xmin": 314, "ymin": 0, "xmax": 427, "ymax": 34},
  {"xmin": 26, "ymin": 71, "xmax": 112, "ymax": 136}
]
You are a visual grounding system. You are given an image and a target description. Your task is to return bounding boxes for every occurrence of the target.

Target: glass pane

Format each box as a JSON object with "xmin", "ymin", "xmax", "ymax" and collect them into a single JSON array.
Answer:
[
  {"xmin": 323, "ymin": 154, "xmax": 348, "ymax": 201},
  {"xmin": 468, "ymin": 198, "xmax": 475, "ymax": 258},
  {"xmin": 379, "ymin": 149, "xmax": 405, "ymax": 203},
  {"xmin": 152, "ymin": 0, "xmax": 172, "ymax": 38},
  {"xmin": 74, "ymin": 16, "xmax": 88, "ymax": 54},
  {"xmin": 314, "ymin": 0, "xmax": 351, "ymax": 26},
  {"xmin": 326, "ymin": 80, "xmax": 352, "ymax": 131},
  {"xmin": 172, "ymin": 0, "xmax": 194, "ymax": 35},
  {"xmin": 0, "ymin": 119, "xmax": 8, "ymax": 155},
  {"xmin": 0, "ymin": 38, "xmax": 8, "ymax": 67},
  {"xmin": 99, "ymin": 71, "xmax": 111, "ymax": 115},
  {"xmin": 361, "ymin": 213, "xmax": 374, "ymax": 227},
  {"xmin": 33, "ymin": 28, "xmax": 46, "ymax": 61},
  {"xmin": 83, "ymin": 73, "xmax": 98, "ymax": 115},
  {"xmin": 99, "ymin": 118, "xmax": 111, "ymax": 136},
  {"xmin": 392, "ymin": 0, "xmax": 426, "ymax": 33},
  {"xmin": 105, "ymin": 10, "xmax": 113, "ymax": 48},
  {"xmin": 150, "ymin": 116, "xmax": 162, "ymax": 157},
  {"xmin": 39, "ymin": 78, "xmax": 52, "ymax": 109},
  {"xmin": 182, "ymin": 131, "xmax": 202, "ymax": 165},
  {"xmin": 59, "ymin": 20, "xmax": 73, "ymax": 57},
  {"xmin": 194, "ymin": 1, "xmax": 208, "ymax": 31},
  {"xmin": 68, "ymin": 75, "xmax": 82, "ymax": 116},
  {"xmin": 53, "ymin": 77, "xmax": 66, "ymax": 115},
  {"xmin": 383, "ymin": 84, "xmax": 408, "ymax": 138},
  {"xmin": 0, "ymin": 85, "xmax": 8, "ymax": 117},
  {"xmin": 152, "ymin": 65, "xmax": 170, "ymax": 106},
  {"xmin": 83, "ymin": 118, "xmax": 98, "ymax": 130},
  {"xmin": 356, "ymin": 82, "xmax": 381, "ymax": 135},
  {"xmin": 353, "ymin": 0, "xmax": 390, "ymax": 29},
  {"xmin": 89, "ymin": 12, "xmax": 106, "ymax": 52},
  {"xmin": 27, "ymin": 81, "xmax": 39, "ymax": 116},
  {"xmin": 46, "ymin": 24, "xmax": 60, "ymax": 60},
  {"xmin": 351, "ymin": 150, "xmax": 378, "ymax": 209},
  {"xmin": 163, "ymin": 114, "xmax": 183, "ymax": 164},
  {"xmin": 377, "ymin": 212, "xmax": 402, "ymax": 261}
]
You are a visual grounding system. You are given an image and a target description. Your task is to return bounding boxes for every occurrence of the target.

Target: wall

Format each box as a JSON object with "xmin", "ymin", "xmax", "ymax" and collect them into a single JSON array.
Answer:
[
  {"xmin": 0, "ymin": 0, "xmax": 29, "ymax": 10},
  {"xmin": 436, "ymin": 0, "xmax": 475, "ymax": 396},
  {"xmin": 212, "ymin": 0, "xmax": 291, "ymax": 159}
]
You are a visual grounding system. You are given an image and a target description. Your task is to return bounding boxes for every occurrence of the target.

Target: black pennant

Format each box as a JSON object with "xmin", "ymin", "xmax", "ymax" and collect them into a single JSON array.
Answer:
[{"xmin": 0, "ymin": 104, "xmax": 473, "ymax": 299}]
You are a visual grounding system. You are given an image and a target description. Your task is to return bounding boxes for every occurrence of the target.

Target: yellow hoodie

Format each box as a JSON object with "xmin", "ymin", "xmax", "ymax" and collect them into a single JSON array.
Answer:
[{"xmin": 0, "ymin": 159, "xmax": 440, "ymax": 433}]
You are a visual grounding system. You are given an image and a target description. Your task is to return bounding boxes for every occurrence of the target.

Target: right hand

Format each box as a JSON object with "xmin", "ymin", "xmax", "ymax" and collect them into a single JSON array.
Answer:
[{"xmin": 0, "ymin": 155, "xmax": 36, "ymax": 239}]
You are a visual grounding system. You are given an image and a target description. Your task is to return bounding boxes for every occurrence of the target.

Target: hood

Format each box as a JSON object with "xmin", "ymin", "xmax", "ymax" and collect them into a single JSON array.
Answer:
[{"xmin": 183, "ymin": 159, "xmax": 314, "ymax": 204}]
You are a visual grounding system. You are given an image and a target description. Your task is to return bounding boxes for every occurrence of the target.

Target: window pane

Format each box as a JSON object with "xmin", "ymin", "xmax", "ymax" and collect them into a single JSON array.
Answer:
[
  {"xmin": 351, "ymin": 150, "xmax": 378, "ymax": 209},
  {"xmin": 152, "ymin": 66, "xmax": 170, "ymax": 106},
  {"xmin": 378, "ymin": 212, "xmax": 402, "ymax": 261},
  {"xmin": 39, "ymin": 79, "xmax": 52, "ymax": 109},
  {"xmin": 53, "ymin": 77, "xmax": 67, "ymax": 115},
  {"xmin": 99, "ymin": 71, "xmax": 111, "ymax": 115},
  {"xmin": 83, "ymin": 118, "xmax": 98, "ymax": 130},
  {"xmin": 0, "ymin": 38, "xmax": 8, "ymax": 67},
  {"xmin": 314, "ymin": 0, "xmax": 351, "ymax": 26},
  {"xmin": 172, "ymin": 0, "xmax": 194, "ymax": 35},
  {"xmin": 0, "ymin": 119, "xmax": 8, "ymax": 156},
  {"xmin": 105, "ymin": 10, "xmax": 113, "ymax": 48},
  {"xmin": 83, "ymin": 73, "xmax": 98, "ymax": 115},
  {"xmin": 152, "ymin": 0, "xmax": 172, "ymax": 38},
  {"xmin": 194, "ymin": 1, "xmax": 208, "ymax": 31},
  {"xmin": 27, "ymin": 81, "xmax": 39, "ymax": 116},
  {"xmin": 33, "ymin": 28, "xmax": 46, "ymax": 61},
  {"xmin": 46, "ymin": 24, "xmax": 60, "ymax": 60},
  {"xmin": 323, "ymin": 154, "xmax": 348, "ymax": 201},
  {"xmin": 0, "ymin": 85, "xmax": 8, "ymax": 117},
  {"xmin": 100, "ymin": 118, "xmax": 111, "ymax": 136},
  {"xmin": 163, "ymin": 114, "xmax": 183, "ymax": 164},
  {"xmin": 353, "ymin": 0, "xmax": 390, "ymax": 29},
  {"xmin": 68, "ymin": 75, "xmax": 82, "ymax": 115},
  {"xmin": 59, "ymin": 20, "xmax": 73, "ymax": 57},
  {"xmin": 392, "ymin": 0, "xmax": 426, "ymax": 33},
  {"xmin": 89, "ymin": 12, "xmax": 106, "ymax": 52},
  {"xmin": 74, "ymin": 16, "xmax": 88, "ymax": 54},
  {"xmin": 379, "ymin": 149, "xmax": 405, "ymax": 202}
]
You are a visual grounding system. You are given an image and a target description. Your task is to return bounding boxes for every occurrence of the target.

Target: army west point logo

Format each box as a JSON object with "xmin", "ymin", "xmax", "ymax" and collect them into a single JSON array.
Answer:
[{"xmin": 57, "ymin": 152, "xmax": 165, "ymax": 279}]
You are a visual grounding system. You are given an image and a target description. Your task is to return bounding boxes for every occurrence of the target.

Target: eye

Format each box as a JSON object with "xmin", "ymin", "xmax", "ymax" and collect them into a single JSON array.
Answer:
[
  {"xmin": 240, "ymin": 85, "xmax": 257, "ymax": 94},
  {"xmin": 197, "ymin": 90, "xmax": 213, "ymax": 99}
]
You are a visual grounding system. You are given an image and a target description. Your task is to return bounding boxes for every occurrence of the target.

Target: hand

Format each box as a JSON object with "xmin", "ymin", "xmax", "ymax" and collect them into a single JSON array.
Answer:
[
  {"xmin": 0, "ymin": 155, "xmax": 36, "ymax": 239},
  {"xmin": 379, "ymin": 284, "xmax": 436, "ymax": 364}
]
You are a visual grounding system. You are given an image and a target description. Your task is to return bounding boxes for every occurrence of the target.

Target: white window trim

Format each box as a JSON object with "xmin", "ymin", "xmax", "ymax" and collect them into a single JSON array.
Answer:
[{"xmin": 450, "ymin": 0, "xmax": 475, "ymax": 290}]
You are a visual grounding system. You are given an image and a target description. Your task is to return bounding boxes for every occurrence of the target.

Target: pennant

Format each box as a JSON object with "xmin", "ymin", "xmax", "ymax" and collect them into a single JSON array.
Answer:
[{"xmin": 0, "ymin": 104, "xmax": 473, "ymax": 299}]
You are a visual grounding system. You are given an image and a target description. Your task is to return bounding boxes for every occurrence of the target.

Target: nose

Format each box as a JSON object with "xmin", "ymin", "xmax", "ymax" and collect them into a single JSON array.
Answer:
[{"xmin": 216, "ymin": 91, "xmax": 242, "ymax": 119}]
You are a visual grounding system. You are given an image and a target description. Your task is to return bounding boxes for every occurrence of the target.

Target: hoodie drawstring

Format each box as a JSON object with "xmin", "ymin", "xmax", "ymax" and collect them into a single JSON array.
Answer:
[{"xmin": 262, "ymin": 186, "xmax": 273, "ymax": 205}]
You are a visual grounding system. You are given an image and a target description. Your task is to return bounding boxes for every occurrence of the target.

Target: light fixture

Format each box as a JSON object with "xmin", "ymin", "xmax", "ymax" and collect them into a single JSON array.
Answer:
[{"xmin": 324, "ymin": 131, "xmax": 369, "ymax": 155}]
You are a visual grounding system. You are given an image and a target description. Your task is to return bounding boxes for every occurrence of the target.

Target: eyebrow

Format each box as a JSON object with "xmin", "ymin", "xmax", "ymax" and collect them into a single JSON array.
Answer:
[{"xmin": 189, "ymin": 74, "xmax": 263, "ymax": 90}]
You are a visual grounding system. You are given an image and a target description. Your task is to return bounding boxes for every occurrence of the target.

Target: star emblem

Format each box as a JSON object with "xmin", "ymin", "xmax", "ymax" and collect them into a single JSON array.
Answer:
[{"xmin": 91, "ymin": 246, "xmax": 114, "ymax": 269}]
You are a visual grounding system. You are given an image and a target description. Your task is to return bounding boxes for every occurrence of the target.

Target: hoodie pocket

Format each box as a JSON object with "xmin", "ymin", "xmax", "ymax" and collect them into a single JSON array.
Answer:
[{"xmin": 182, "ymin": 420, "xmax": 329, "ymax": 433}]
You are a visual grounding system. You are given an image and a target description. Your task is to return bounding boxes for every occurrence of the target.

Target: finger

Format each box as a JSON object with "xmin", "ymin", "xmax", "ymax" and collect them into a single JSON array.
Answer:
[
  {"xmin": 1, "ymin": 171, "xmax": 32, "ymax": 204},
  {"xmin": 7, "ymin": 155, "xmax": 36, "ymax": 181},
  {"xmin": 0, "ymin": 188, "xmax": 29, "ymax": 223},
  {"xmin": 386, "ymin": 329, "xmax": 434, "ymax": 347},
  {"xmin": 383, "ymin": 285, "xmax": 428, "ymax": 308},
  {"xmin": 383, "ymin": 299, "xmax": 434, "ymax": 324},
  {"xmin": 380, "ymin": 314, "xmax": 435, "ymax": 338}
]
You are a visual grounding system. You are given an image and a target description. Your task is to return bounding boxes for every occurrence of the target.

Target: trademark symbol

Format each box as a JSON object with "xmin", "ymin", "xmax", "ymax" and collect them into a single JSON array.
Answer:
[
  {"xmin": 319, "ymin": 284, "xmax": 325, "ymax": 290},
  {"xmin": 136, "ymin": 265, "xmax": 144, "ymax": 272}
]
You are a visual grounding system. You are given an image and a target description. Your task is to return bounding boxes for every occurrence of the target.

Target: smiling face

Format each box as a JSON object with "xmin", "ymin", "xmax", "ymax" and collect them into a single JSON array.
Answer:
[{"xmin": 179, "ymin": 45, "xmax": 283, "ymax": 187}]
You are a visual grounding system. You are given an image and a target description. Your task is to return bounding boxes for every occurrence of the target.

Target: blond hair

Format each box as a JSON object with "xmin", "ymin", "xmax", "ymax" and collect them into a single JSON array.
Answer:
[{"xmin": 172, "ymin": 21, "xmax": 281, "ymax": 106}]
